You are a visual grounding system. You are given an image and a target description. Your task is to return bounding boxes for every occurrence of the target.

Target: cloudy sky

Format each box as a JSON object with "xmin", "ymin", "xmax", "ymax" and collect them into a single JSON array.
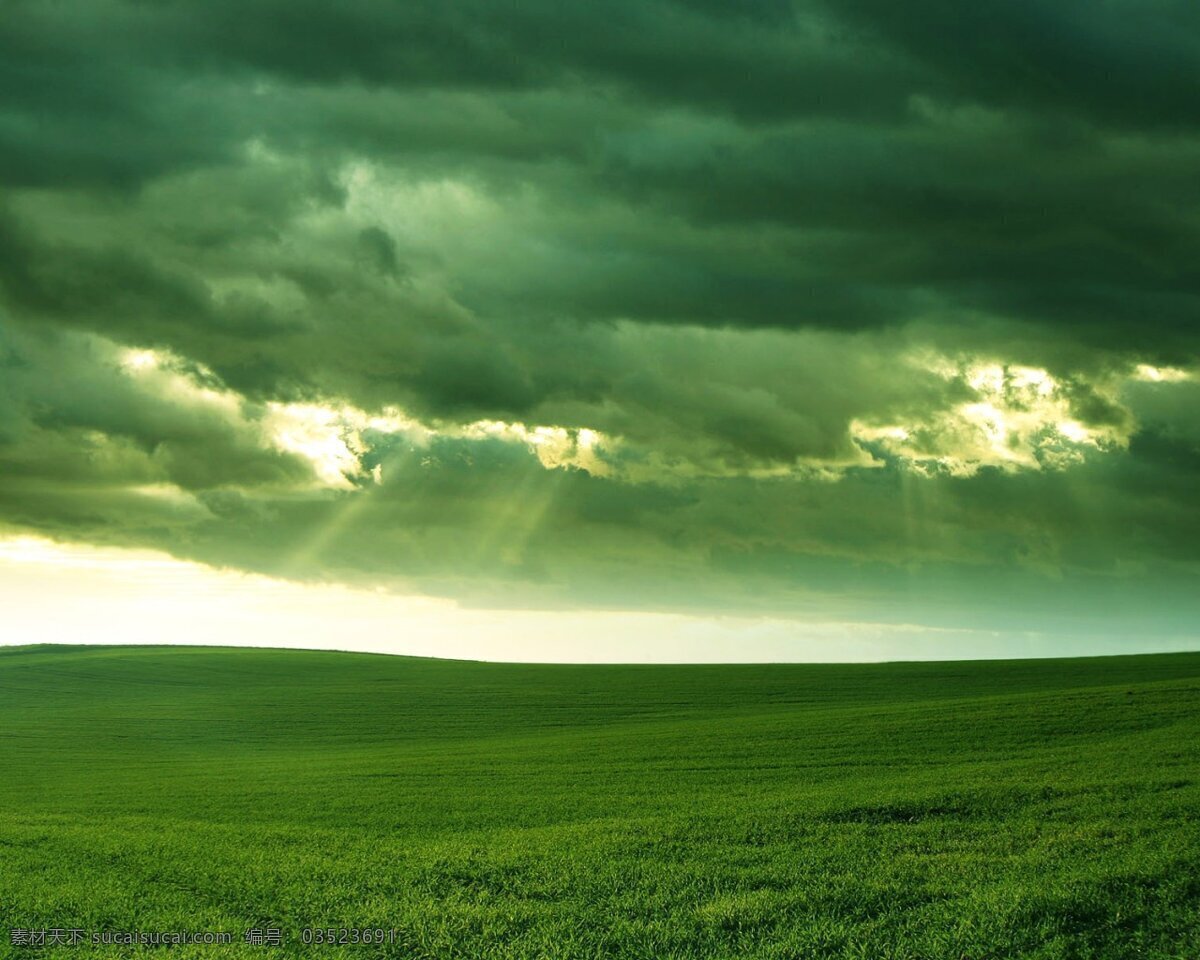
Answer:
[{"xmin": 1, "ymin": 0, "xmax": 1198, "ymax": 660}]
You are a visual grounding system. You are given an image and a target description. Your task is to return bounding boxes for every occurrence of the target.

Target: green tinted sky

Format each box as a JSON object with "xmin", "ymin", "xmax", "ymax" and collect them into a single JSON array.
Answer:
[{"xmin": 1, "ymin": 0, "xmax": 1198, "ymax": 658}]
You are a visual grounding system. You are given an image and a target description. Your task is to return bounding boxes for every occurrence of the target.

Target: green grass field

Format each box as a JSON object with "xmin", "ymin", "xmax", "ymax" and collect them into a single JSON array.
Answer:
[{"xmin": 1, "ymin": 644, "xmax": 1198, "ymax": 959}]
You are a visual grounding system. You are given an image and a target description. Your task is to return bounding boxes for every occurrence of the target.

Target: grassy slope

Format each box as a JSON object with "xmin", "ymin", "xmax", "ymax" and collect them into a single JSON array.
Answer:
[{"xmin": 0, "ymin": 644, "xmax": 1198, "ymax": 959}]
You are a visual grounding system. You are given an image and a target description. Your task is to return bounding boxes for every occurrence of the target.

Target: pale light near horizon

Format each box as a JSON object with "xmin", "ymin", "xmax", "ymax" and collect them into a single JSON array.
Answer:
[{"xmin": 2, "ymin": 536, "xmax": 1195, "ymax": 664}]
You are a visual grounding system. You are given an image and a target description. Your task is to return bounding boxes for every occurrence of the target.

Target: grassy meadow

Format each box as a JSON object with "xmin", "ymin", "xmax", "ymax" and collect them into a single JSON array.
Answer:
[{"xmin": 0, "ymin": 644, "xmax": 1198, "ymax": 959}]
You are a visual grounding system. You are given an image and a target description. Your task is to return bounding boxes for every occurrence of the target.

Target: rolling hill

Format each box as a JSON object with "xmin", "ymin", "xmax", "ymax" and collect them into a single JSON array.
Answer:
[{"xmin": 1, "ymin": 644, "xmax": 1198, "ymax": 958}]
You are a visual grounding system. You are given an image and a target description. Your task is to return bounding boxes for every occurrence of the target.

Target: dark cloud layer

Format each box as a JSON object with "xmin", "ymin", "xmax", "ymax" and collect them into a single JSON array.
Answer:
[{"xmin": 0, "ymin": 0, "xmax": 1198, "ymax": 639}]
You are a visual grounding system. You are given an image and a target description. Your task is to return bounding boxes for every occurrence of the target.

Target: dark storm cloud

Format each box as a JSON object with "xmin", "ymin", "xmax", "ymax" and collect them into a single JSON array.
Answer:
[
  {"xmin": 0, "ymin": 0, "xmax": 1197, "ymax": 633},
  {"xmin": 0, "ymin": 0, "xmax": 914, "ymax": 120},
  {"xmin": 827, "ymin": 0, "xmax": 1200, "ymax": 130},
  {"xmin": 3, "ymin": 0, "xmax": 1199, "ymax": 355}
]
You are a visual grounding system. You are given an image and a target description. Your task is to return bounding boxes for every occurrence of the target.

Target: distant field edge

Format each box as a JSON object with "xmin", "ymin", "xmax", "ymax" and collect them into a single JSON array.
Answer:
[{"xmin": 1, "ymin": 640, "xmax": 1199, "ymax": 670}]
